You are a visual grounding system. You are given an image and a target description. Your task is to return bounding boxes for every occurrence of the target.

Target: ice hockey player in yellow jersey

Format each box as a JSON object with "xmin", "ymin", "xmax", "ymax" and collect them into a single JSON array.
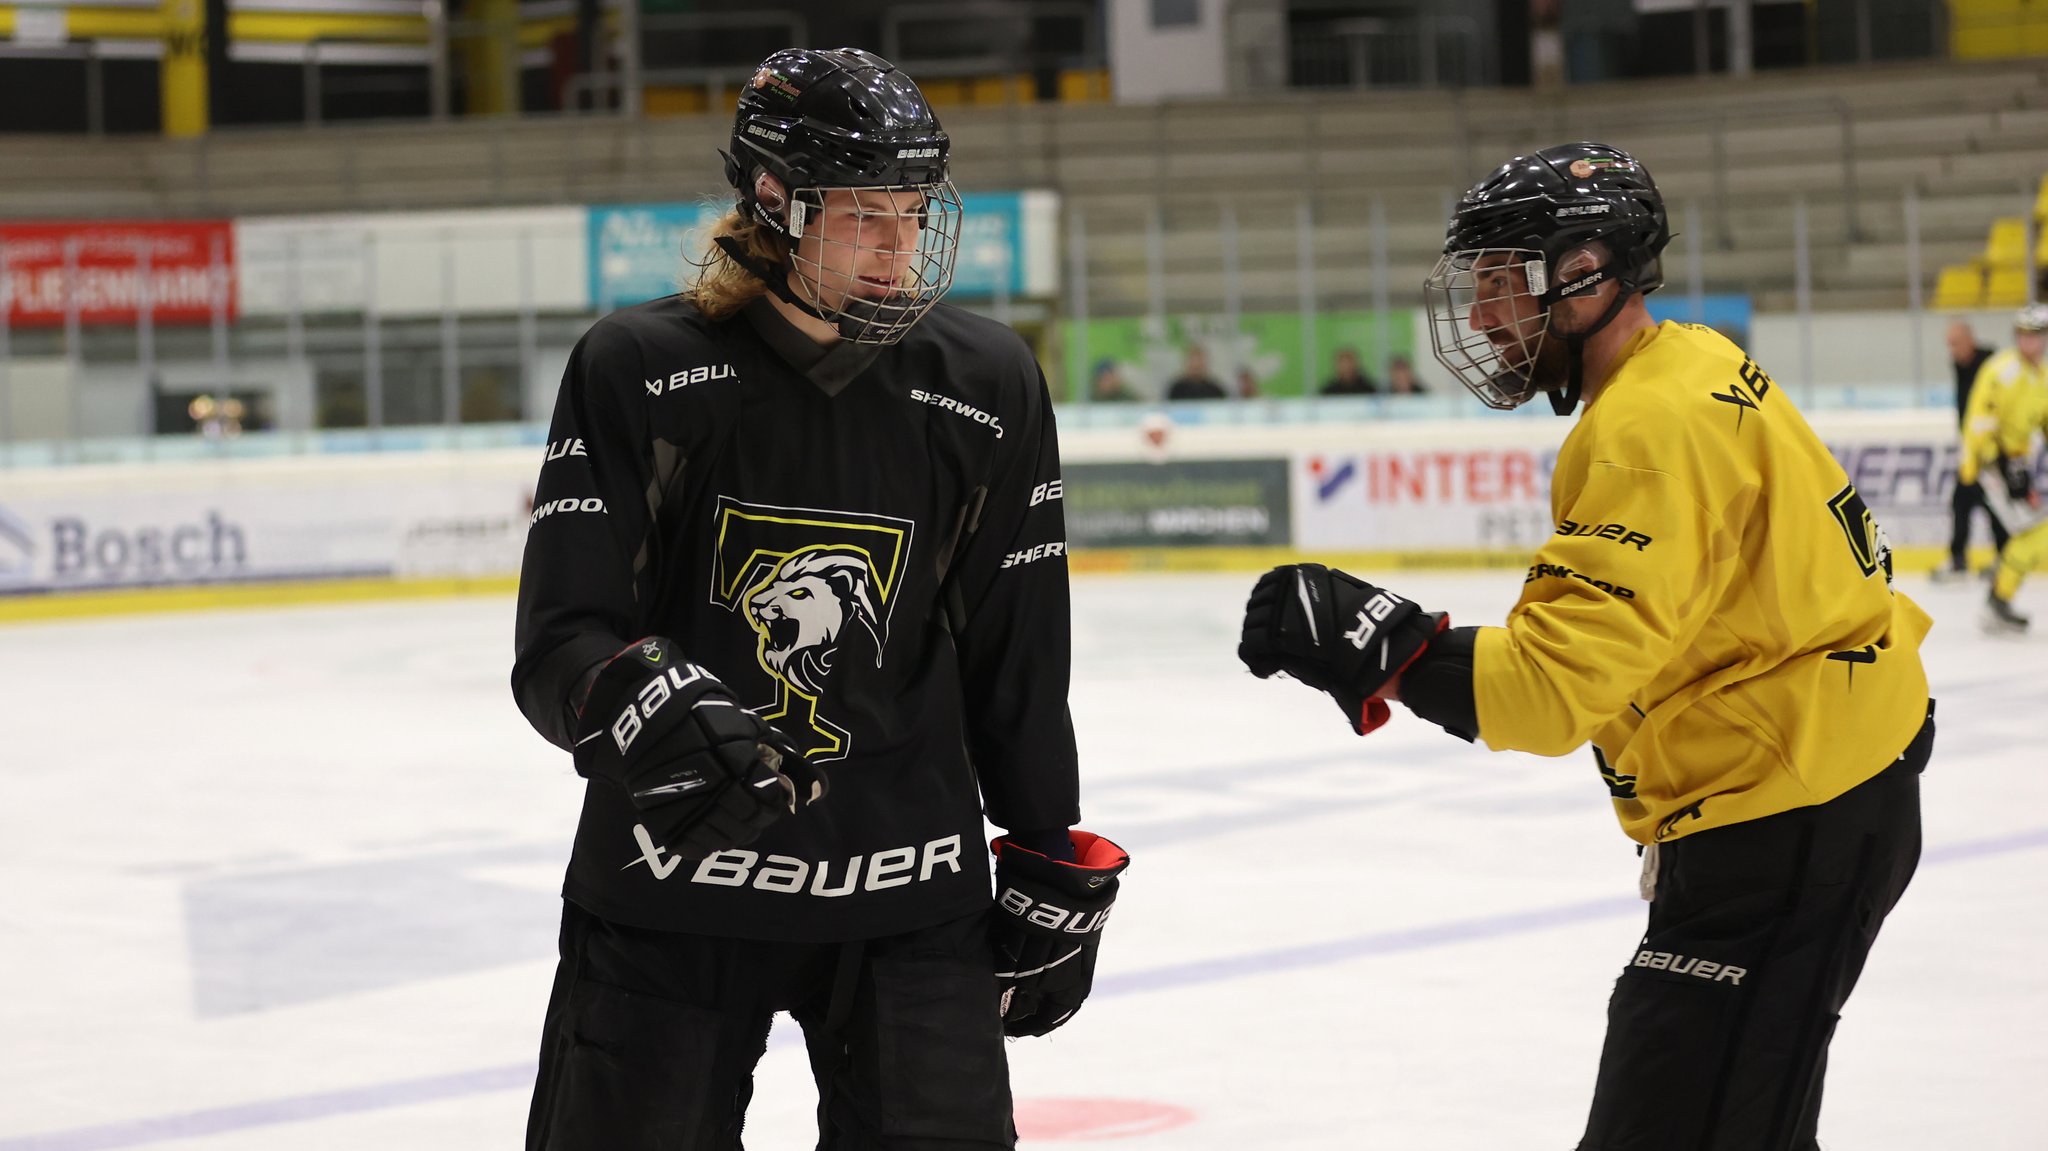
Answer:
[
  {"xmin": 1959, "ymin": 303, "xmax": 2048, "ymax": 632},
  {"xmin": 1238, "ymin": 143, "xmax": 1932, "ymax": 1151}
]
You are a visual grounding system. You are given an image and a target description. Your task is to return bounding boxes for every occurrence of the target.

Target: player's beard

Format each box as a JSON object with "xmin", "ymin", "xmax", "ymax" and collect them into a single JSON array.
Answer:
[
  {"xmin": 1521, "ymin": 325, "xmax": 1576, "ymax": 397},
  {"xmin": 1484, "ymin": 317, "xmax": 1573, "ymax": 404}
]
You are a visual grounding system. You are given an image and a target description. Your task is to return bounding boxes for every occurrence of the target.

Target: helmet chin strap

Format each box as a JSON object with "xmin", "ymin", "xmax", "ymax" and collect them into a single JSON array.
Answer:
[
  {"xmin": 716, "ymin": 157, "xmax": 840, "ymax": 324},
  {"xmin": 1547, "ymin": 361, "xmax": 1581, "ymax": 416},
  {"xmin": 712, "ymin": 233, "xmax": 924, "ymax": 344},
  {"xmin": 1545, "ymin": 271, "xmax": 1634, "ymax": 416},
  {"xmin": 712, "ymin": 233, "xmax": 832, "ymax": 322}
]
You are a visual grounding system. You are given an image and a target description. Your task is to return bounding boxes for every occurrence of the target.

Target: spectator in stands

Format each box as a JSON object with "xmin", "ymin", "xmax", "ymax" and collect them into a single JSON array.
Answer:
[
  {"xmin": 1236, "ymin": 366, "xmax": 1262, "ymax": 399},
  {"xmin": 1385, "ymin": 354, "xmax": 1425, "ymax": 395},
  {"xmin": 1089, "ymin": 358, "xmax": 1140, "ymax": 402},
  {"xmin": 1321, "ymin": 346, "xmax": 1380, "ymax": 395},
  {"xmin": 1935, "ymin": 319, "xmax": 2007, "ymax": 581},
  {"xmin": 1166, "ymin": 344, "xmax": 1228, "ymax": 400},
  {"xmin": 1562, "ymin": 0, "xmax": 1637, "ymax": 83},
  {"xmin": 1530, "ymin": 0, "xmax": 1566, "ymax": 88}
]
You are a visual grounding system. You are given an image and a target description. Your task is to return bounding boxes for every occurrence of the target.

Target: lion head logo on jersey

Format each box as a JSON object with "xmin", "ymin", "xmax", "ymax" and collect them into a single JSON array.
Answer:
[
  {"xmin": 710, "ymin": 497, "xmax": 916, "ymax": 763},
  {"xmin": 747, "ymin": 548, "xmax": 882, "ymax": 697}
]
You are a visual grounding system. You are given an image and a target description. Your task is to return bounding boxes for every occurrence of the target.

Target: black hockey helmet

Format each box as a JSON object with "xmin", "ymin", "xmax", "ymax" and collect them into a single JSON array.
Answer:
[
  {"xmin": 714, "ymin": 47, "xmax": 962, "ymax": 345},
  {"xmin": 1424, "ymin": 142, "xmax": 1672, "ymax": 413},
  {"xmin": 724, "ymin": 48, "xmax": 952, "ymax": 230}
]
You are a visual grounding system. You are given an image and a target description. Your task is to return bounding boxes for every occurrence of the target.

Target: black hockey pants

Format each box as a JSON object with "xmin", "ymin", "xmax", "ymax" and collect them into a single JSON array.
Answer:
[
  {"xmin": 526, "ymin": 902, "xmax": 1015, "ymax": 1151},
  {"xmin": 1578, "ymin": 702, "xmax": 1933, "ymax": 1151}
]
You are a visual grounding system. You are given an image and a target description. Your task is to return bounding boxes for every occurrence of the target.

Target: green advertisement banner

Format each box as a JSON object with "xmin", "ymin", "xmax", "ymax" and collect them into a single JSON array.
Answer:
[
  {"xmin": 1065, "ymin": 459, "xmax": 1292, "ymax": 548},
  {"xmin": 1063, "ymin": 310, "xmax": 1418, "ymax": 402}
]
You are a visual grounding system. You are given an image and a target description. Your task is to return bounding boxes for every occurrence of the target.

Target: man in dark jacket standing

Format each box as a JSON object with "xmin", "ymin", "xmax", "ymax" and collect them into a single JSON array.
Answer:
[{"xmin": 1936, "ymin": 318, "xmax": 2007, "ymax": 580}]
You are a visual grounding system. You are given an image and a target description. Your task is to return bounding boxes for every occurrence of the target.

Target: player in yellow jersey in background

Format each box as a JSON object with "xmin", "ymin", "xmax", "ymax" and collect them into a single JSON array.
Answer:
[
  {"xmin": 1238, "ymin": 144, "xmax": 1933, "ymax": 1151},
  {"xmin": 1959, "ymin": 303, "xmax": 2048, "ymax": 632}
]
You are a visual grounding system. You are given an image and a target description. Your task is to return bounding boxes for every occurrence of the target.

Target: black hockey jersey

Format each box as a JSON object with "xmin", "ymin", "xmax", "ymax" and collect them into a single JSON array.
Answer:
[{"xmin": 511, "ymin": 296, "xmax": 1080, "ymax": 941}]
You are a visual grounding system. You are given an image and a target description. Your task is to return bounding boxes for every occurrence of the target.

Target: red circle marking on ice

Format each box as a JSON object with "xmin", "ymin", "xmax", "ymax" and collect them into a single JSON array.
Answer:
[{"xmin": 1014, "ymin": 1097, "xmax": 1196, "ymax": 1141}]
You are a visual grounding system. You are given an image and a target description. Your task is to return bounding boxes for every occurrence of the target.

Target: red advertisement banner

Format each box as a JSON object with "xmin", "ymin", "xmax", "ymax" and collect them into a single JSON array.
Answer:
[{"xmin": 0, "ymin": 221, "xmax": 236, "ymax": 328}]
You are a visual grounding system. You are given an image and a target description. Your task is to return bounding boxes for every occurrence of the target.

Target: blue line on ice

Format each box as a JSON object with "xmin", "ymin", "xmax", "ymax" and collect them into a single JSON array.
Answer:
[{"xmin": 8, "ymin": 825, "xmax": 2042, "ymax": 1151}]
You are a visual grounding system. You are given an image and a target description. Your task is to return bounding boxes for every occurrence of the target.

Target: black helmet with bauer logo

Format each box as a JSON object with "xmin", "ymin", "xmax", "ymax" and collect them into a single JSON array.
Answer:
[
  {"xmin": 716, "ymin": 48, "xmax": 962, "ymax": 346},
  {"xmin": 1424, "ymin": 142, "xmax": 1672, "ymax": 413}
]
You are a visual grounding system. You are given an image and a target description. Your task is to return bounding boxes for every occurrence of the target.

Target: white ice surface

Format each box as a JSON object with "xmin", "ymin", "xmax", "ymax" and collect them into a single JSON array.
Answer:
[{"xmin": 0, "ymin": 571, "xmax": 2041, "ymax": 1149}]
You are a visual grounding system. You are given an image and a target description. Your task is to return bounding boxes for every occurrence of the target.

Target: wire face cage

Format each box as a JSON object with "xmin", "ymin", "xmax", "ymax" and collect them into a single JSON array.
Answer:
[
  {"xmin": 1424, "ymin": 247, "xmax": 1555, "ymax": 410},
  {"xmin": 786, "ymin": 182, "xmax": 964, "ymax": 345}
]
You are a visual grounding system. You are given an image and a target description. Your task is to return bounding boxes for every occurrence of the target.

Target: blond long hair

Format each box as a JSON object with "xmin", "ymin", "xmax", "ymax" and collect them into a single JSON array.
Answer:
[{"xmin": 682, "ymin": 208, "xmax": 787, "ymax": 321}]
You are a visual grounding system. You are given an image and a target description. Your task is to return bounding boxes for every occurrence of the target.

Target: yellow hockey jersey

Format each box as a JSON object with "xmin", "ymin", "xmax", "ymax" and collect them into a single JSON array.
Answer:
[
  {"xmin": 1473, "ymin": 321, "xmax": 1932, "ymax": 845},
  {"xmin": 1959, "ymin": 348, "xmax": 2048, "ymax": 484}
]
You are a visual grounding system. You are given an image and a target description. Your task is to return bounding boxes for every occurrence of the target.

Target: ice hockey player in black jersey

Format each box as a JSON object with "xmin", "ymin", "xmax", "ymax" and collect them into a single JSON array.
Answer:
[{"xmin": 511, "ymin": 46, "xmax": 1128, "ymax": 1151}]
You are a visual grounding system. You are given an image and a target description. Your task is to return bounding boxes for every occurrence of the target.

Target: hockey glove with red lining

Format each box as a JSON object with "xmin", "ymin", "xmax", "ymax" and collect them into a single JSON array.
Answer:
[
  {"xmin": 573, "ymin": 637, "xmax": 827, "ymax": 862},
  {"xmin": 1237, "ymin": 563, "xmax": 1447, "ymax": 734},
  {"xmin": 991, "ymin": 830, "xmax": 1130, "ymax": 1038}
]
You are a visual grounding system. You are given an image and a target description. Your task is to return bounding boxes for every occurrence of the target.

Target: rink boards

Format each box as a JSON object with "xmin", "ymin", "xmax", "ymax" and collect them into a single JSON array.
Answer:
[{"xmin": 0, "ymin": 408, "xmax": 2026, "ymax": 620}]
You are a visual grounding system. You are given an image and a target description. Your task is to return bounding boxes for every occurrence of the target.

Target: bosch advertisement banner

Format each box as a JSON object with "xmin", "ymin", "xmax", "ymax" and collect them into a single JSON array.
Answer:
[
  {"xmin": 0, "ymin": 221, "xmax": 235, "ymax": 328},
  {"xmin": 1065, "ymin": 460, "xmax": 1291, "ymax": 548},
  {"xmin": 0, "ymin": 454, "xmax": 536, "ymax": 595}
]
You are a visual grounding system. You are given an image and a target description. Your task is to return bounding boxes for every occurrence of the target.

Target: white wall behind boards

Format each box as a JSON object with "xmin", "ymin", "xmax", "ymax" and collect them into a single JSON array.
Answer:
[
  {"xmin": 1109, "ymin": 0, "xmax": 1230, "ymax": 103},
  {"xmin": 236, "ymin": 208, "xmax": 590, "ymax": 318}
]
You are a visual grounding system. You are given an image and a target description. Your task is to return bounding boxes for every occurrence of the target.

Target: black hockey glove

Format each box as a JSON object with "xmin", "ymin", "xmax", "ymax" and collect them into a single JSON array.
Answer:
[
  {"xmin": 1998, "ymin": 454, "xmax": 2038, "ymax": 506},
  {"xmin": 573, "ymin": 637, "xmax": 827, "ymax": 862},
  {"xmin": 1237, "ymin": 563, "xmax": 1447, "ymax": 735},
  {"xmin": 991, "ymin": 831, "xmax": 1129, "ymax": 1038}
]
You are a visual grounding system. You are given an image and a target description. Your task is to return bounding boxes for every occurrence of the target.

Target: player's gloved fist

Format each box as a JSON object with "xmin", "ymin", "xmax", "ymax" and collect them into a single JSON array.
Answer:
[
  {"xmin": 990, "ymin": 831, "xmax": 1129, "ymax": 1038},
  {"xmin": 1998, "ymin": 454, "xmax": 2038, "ymax": 506},
  {"xmin": 1237, "ymin": 563, "xmax": 1448, "ymax": 735},
  {"xmin": 573, "ymin": 637, "xmax": 827, "ymax": 861}
]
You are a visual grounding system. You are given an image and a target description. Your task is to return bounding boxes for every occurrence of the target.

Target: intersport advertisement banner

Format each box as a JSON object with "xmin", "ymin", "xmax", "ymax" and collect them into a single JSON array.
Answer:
[
  {"xmin": 1288, "ymin": 411, "xmax": 2023, "ymax": 563},
  {"xmin": 1293, "ymin": 440, "xmax": 1564, "ymax": 558}
]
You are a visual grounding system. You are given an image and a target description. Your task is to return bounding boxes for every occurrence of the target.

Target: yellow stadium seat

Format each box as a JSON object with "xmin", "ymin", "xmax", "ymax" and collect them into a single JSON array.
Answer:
[
  {"xmin": 1934, "ymin": 263, "xmax": 1987, "ymax": 309},
  {"xmin": 967, "ymin": 74, "xmax": 1030, "ymax": 105},
  {"xmin": 1987, "ymin": 217, "xmax": 2031, "ymax": 266},
  {"xmin": 1985, "ymin": 266, "xmax": 2033, "ymax": 307},
  {"xmin": 642, "ymin": 86, "xmax": 709, "ymax": 117},
  {"xmin": 919, "ymin": 78, "xmax": 967, "ymax": 107},
  {"xmin": 1059, "ymin": 68, "xmax": 1112, "ymax": 102},
  {"xmin": 1953, "ymin": 0, "xmax": 2048, "ymax": 58}
]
